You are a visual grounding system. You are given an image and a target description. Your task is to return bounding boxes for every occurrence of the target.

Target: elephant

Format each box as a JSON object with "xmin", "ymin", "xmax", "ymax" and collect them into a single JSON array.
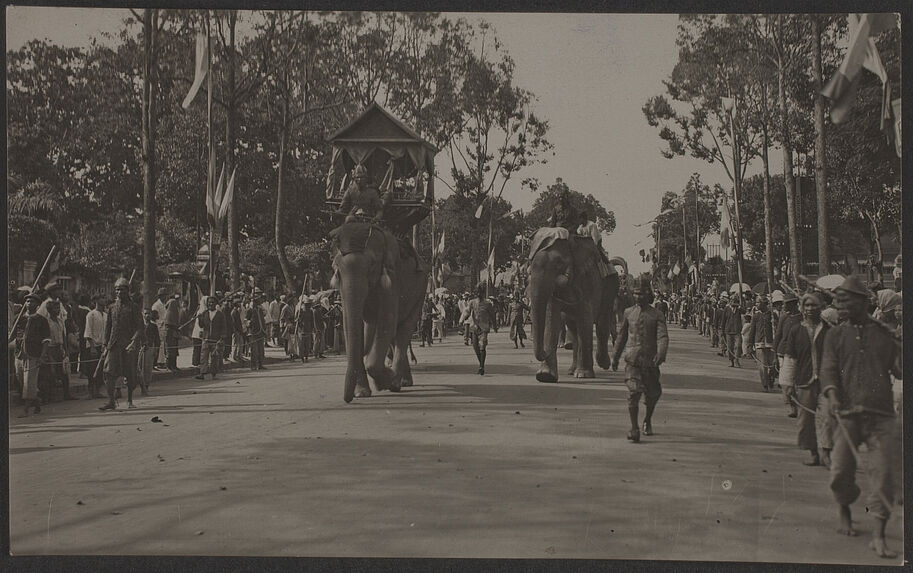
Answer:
[
  {"xmin": 331, "ymin": 221, "xmax": 428, "ymax": 402},
  {"xmin": 527, "ymin": 228, "xmax": 620, "ymax": 382}
]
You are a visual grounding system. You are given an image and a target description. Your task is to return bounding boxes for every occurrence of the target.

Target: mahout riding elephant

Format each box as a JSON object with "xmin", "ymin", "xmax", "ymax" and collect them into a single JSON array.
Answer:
[
  {"xmin": 527, "ymin": 228, "xmax": 620, "ymax": 382},
  {"xmin": 331, "ymin": 221, "xmax": 427, "ymax": 402}
]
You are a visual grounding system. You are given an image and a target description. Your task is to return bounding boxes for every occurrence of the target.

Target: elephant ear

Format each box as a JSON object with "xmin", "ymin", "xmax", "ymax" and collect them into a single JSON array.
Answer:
[{"xmin": 573, "ymin": 239, "xmax": 600, "ymax": 279}]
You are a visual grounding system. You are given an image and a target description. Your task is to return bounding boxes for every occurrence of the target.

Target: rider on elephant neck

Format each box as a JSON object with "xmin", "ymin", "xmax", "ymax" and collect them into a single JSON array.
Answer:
[
  {"xmin": 548, "ymin": 188, "xmax": 582, "ymax": 232},
  {"xmin": 337, "ymin": 164, "xmax": 388, "ymax": 224}
]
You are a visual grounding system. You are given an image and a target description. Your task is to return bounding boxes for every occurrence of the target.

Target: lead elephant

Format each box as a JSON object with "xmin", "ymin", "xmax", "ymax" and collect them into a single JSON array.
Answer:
[
  {"xmin": 331, "ymin": 221, "xmax": 427, "ymax": 402},
  {"xmin": 527, "ymin": 228, "xmax": 620, "ymax": 382}
]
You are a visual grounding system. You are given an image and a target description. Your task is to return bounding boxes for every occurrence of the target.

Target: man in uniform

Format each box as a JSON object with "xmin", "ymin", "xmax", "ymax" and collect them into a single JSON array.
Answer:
[
  {"xmin": 547, "ymin": 185, "xmax": 581, "ymax": 232},
  {"xmin": 612, "ymin": 275, "xmax": 668, "ymax": 443},
  {"xmin": 461, "ymin": 284, "xmax": 498, "ymax": 375},
  {"xmin": 196, "ymin": 295, "xmax": 228, "ymax": 380},
  {"xmin": 821, "ymin": 276, "xmax": 901, "ymax": 559},
  {"xmin": 99, "ymin": 278, "xmax": 145, "ymax": 410},
  {"xmin": 747, "ymin": 295, "xmax": 777, "ymax": 392}
]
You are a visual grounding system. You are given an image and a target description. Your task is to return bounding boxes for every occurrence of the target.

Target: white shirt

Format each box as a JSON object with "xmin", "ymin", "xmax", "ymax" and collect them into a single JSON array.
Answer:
[
  {"xmin": 84, "ymin": 309, "xmax": 107, "ymax": 347},
  {"xmin": 152, "ymin": 298, "xmax": 167, "ymax": 326}
]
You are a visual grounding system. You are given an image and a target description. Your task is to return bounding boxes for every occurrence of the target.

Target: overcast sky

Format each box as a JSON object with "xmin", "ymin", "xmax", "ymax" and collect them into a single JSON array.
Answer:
[{"xmin": 7, "ymin": 7, "xmax": 769, "ymax": 274}]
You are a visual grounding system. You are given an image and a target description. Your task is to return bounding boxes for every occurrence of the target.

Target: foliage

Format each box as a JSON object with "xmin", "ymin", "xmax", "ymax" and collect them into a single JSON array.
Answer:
[
  {"xmin": 524, "ymin": 178, "xmax": 616, "ymax": 236},
  {"xmin": 652, "ymin": 173, "xmax": 721, "ymax": 280}
]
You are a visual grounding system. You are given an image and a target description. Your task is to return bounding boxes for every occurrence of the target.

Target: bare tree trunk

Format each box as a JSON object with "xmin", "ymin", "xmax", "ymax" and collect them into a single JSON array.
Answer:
[
  {"xmin": 778, "ymin": 57, "xmax": 801, "ymax": 288},
  {"xmin": 761, "ymin": 121, "xmax": 775, "ymax": 291},
  {"xmin": 225, "ymin": 11, "xmax": 241, "ymax": 291},
  {"xmin": 812, "ymin": 15, "xmax": 830, "ymax": 276},
  {"xmin": 141, "ymin": 9, "xmax": 157, "ymax": 308},
  {"xmin": 275, "ymin": 104, "xmax": 296, "ymax": 295},
  {"xmin": 866, "ymin": 212, "xmax": 884, "ymax": 282}
]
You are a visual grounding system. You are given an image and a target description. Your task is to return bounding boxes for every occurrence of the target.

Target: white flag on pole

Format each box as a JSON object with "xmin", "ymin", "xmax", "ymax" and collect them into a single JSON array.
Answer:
[{"xmin": 182, "ymin": 33, "xmax": 208, "ymax": 109}]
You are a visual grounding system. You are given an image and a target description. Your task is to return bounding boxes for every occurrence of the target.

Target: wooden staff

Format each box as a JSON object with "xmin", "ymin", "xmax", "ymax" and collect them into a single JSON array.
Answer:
[{"xmin": 7, "ymin": 245, "xmax": 57, "ymax": 343}]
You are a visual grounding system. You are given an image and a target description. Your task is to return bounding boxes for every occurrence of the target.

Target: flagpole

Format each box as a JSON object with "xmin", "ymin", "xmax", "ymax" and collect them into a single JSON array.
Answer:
[
  {"xmin": 430, "ymin": 197, "xmax": 437, "ymax": 292},
  {"xmin": 206, "ymin": 10, "xmax": 216, "ymax": 297}
]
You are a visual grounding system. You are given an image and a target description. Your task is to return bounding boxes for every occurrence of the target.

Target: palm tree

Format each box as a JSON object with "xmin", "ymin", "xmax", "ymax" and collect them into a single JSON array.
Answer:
[{"xmin": 7, "ymin": 179, "xmax": 66, "ymax": 225}]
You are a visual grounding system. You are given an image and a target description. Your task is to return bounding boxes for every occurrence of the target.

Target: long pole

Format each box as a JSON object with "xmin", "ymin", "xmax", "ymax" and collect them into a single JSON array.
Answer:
[
  {"xmin": 7, "ymin": 245, "xmax": 57, "ymax": 342},
  {"xmin": 727, "ymin": 96, "xmax": 746, "ymax": 300},
  {"xmin": 206, "ymin": 11, "xmax": 216, "ymax": 297},
  {"xmin": 430, "ymin": 199, "xmax": 437, "ymax": 292},
  {"xmin": 680, "ymin": 201, "xmax": 687, "ymax": 290},
  {"xmin": 487, "ymin": 196, "xmax": 494, "ymax": 297},
  {"xmin": 695, "ymin": 191, "xmax": 701, "ymax": 292}
]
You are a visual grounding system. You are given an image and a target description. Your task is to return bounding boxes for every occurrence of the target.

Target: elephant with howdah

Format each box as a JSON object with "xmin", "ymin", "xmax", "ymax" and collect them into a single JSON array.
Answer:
[
  {"xmin": 527, "ymin": 228, "xmax": 620, "ymax": 382},
  {"xmin": 331, "ymin": 221, "xmax": 427, "ymax": 402}
]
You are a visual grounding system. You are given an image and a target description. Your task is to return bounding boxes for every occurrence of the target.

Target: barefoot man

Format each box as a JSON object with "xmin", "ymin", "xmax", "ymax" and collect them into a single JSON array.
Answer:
[
  {"xmin": 821, "ymin": 276, "xmax": 901, "ymax": 559},
  {"xmin": 612, "ymin": 274, "xmax": 668, "ymax": 443}
]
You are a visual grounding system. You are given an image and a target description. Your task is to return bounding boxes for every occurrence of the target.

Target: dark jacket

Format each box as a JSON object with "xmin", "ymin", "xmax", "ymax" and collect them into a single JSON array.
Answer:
[
  {"xmin": 781, "ymin": 320, "xmax": 829, "ymax": 388},
  {"xmin": 747, "ymin": 309, "xmax": 775, "ymax": 347},
  {"xmin": 722, "ymin": 305, "xmax": 743, "ymax": 335},
  {"xmin": 774, "ymin": 311, "xmax": 801, "ymax": 355},
  {"xmin": 197, "ymin": 309, "xmax": 228, "ymax": 342},
  {"xmin": 23, "ymin": 312, "xmax": 49, "ymax": 358},
  {"xmin": 143, "ymin": 321, "xmax": 161, "ymax": 349},
  {"xmin": 104, "ymin": 299, "xmax": 145, "ymax": 351},
  {"xmin": 820, "ymin": 317, "xmax": 901, "ymax": 416}
]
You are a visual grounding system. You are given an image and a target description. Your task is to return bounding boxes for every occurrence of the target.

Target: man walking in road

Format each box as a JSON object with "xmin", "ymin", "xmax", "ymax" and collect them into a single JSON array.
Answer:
[
  {"xmin": 196, "ymin": 295, "xmax": 227, "ymax": 380},
  {"xmin": 821, "ymin": 276, "xmax": 901, "ymax": 559},
  {"xmin": 461, "ymin": 284, "xmax": 498, "ymax": 375},
  {"xmin": 163, "ymin": 293, "xmax": 182, "ymax": 372},
  {"xmin": 747, "ymin": 295, "xmax": 777, "ymax": 392},
  {"xmin": 779, "ymin": 292, "xmax": 830, "ymax": 467},
  {"xmin": 83, "ymin": 294, "xmax": 107, "ymax": 399},
  {"xmin": 100, "ymin": 278, "xmax": 145, "ymax": 411},
  {"xmin": 722, "ymin": 295, "xmax": 743, "ymax": 368},
  {"xmin": 775, "ymin": 292, "xmax": 801, "ymax": 417},
  {"xmin": 612, "ymin": 275, "xmax": 668, "ymax": 443}
]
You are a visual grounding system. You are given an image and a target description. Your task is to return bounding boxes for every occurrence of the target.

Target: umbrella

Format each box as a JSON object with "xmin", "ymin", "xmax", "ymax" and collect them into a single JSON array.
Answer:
[
  {"xmin": 816, "ymin": 274, "xmax": 845, "ymax": 291},
  {"xmin": 730, "ymin": 283, "xmax": 752, "ymax": 294},
  {"xmin": 752, "ymin": 281, "xmax": 771, "ymax": 295}
]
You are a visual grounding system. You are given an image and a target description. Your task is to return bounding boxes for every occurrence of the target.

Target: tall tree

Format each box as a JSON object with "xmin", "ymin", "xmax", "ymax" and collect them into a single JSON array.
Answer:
[
  {"xmin": 135, "ymin": 8, "xmax": 166, "ymax": 306},
  {"xmin": 257, "ymin": 12, "xmax": 350, "ymax": 293},
  {"xmin": 643, "ymin": 15, "xmax": 760, "ymax": 287},
  {"xmin": 444, "ymin": 22, "xmax": 552, "ymax": 285},
  {"xmin": 811, "ymin": 14, "xmax": 830, "ymax": 273}
]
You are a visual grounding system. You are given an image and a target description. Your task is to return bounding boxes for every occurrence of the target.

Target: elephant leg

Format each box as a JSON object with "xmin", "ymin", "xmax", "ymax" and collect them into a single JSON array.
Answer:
[
  {"xmin": 565, "ymin": 317, "xmax": 579, "ymax": 376},
  {"xmin": 537, "ymin": 350, "xmax": 559, "ymax": 383},
  {"xmin": 365, "ymin": 279, "xmax": 398, "ymax": 392},
  {"xmin": 595, "ymin": 311, "xmax": 612, "ymax": 370},
  {"xmin": 339, "ymin": 254, "xmax": 371, "ymax": 402},
  {"xmin": 574, "ymin": 317, "xmax": 596, "ymax": 378}
]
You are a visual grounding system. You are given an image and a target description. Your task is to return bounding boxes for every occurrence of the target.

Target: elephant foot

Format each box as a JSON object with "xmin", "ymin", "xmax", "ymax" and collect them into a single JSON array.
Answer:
[
  {"xmin": 567, "ymin": 366, "xmax": 577, "ymax": 376},
  {"xmin": 536, "ymin": 365, "xmax": 558, "ymax": 383},
  {"xmin": 354, "ymin": 384, "xmax": 372, "ymax": 398},
  {"xmin": 574, "ymin": 368, "xmax": 595, "ymax": 379},
  {"xmin": 368, "ymin": 366, "xmax": 395, "ymax": 391},
  {"xmin": 596, "ymin": 350, "xmax": 612, "ymax": 370},
  {"xmin": 401, "ymin": 371, "xmax": 414, "ymax": 387}
]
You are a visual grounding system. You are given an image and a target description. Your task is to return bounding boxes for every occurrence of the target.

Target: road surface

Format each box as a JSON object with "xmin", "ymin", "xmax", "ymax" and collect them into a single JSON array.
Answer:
[{"xmin": 8, "ymin": 326, "xmax": 903, "ymax": 564}]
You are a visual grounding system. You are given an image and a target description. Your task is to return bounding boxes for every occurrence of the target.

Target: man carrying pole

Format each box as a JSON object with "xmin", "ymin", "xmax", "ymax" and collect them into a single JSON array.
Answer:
[
  {"xmin": 99, "ymin": 277, "xmax": 145, "ymax": 411},
  {"xmin": 821, "ymin": 276, "xmax": 901, "ymax": 559}
]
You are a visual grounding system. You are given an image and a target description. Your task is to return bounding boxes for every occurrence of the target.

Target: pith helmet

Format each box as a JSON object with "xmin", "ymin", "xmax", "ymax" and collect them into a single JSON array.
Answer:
[{"xmin": 114, "ymin": 277, "xmax": 130, "ymax": 289}]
